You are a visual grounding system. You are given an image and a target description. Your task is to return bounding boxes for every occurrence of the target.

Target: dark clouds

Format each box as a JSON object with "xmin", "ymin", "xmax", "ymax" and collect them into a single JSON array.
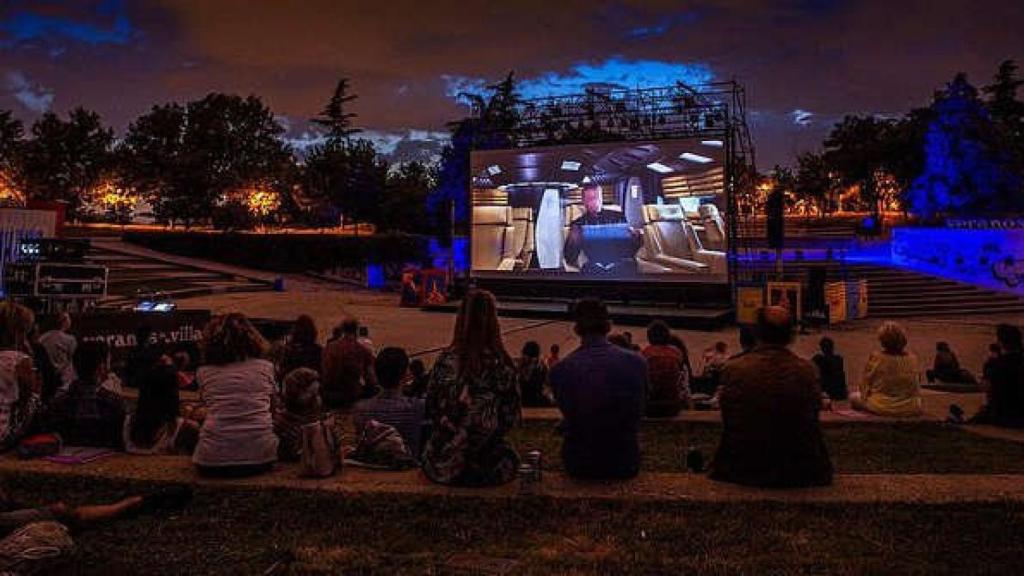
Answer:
[{"xmin": 1, "ymin": 0, "xmax": 1022, "ymax": 166}]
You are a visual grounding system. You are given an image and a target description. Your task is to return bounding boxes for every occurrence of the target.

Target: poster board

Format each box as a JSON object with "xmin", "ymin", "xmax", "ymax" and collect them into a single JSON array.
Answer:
[
  {"xmin": 767, "ymin": 281, "xmax": 802, "ymax": 325},
  {"xmin": 736, "ymin": 286, "xmax": 764, "ymax": 325},
  {"xmin": 825, "ymin": 281, "xmax": 848, "ymax": 324}
]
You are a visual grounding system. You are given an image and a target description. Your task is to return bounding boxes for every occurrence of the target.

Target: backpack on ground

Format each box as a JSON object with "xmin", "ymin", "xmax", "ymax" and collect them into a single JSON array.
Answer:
[{"xmin": 299, "ymin": 417, "xmax": 339, "ymax": 478}]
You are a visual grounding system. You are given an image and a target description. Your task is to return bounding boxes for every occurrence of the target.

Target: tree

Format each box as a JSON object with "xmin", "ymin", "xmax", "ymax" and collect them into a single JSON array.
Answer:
[
  {"xmin": 432, "ymin": 71, "xmax": 521, "ymax": 234},
  {"xmin": 822, "ymin": 115, "xmax": 892, "ymax": 215},
  {"xmin": 907, "ymin": 73, "xmax": 1021, "ymax": 215},
  {"xmin": 380, "ymin": 161, "xmax": 435, "ymax": 234},
  {"xmin": 121, "ymin": 94, "xmax": 293, "ymax": 227},
  {"xmin": 302, "ymin": 138, "xmax": 388, "ymax": 233},
  {"xmin": 19, "ymin": 108, "xmax": 113, "ymax": 219},
  {"xmin": 984, "ymin": 60, "xmax": 1024, "ymax": 172},
  {"xmin": 311, "ymin": 78, "xmax": 361, "ymax": 142},
  {"xmin": 0, "ymin": 110, "xmax": 22, "ymax": 172},
  {"xmin": 794, "ymin": 152, "xmax": 833, "ymax": 214}
]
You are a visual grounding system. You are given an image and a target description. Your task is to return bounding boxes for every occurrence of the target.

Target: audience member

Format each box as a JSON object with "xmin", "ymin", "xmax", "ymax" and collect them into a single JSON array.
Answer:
[
  {"xmin": 193, "ymin": 313, "xmax": 278, "ymax": 477},
  {"xmin": 852, "ymin": 321, "xmax": 922, "ymax": 417},
  {"xmin": 358, "ymin": 326, "xmax": 375, "ymax": 352},
  {"xmin": 550, "ymin": 299, "xmax": 646, "ymax": 480},
  {"xmin": 971, "ymin": 324, "xmax": 1024, "ymax": 427},
  {"xmin": 622, "ymin": 331, "xmax": 640, "ymax": 352},
  {"xmin": 516, "ymin": 341, "xmax": 552, "ymax": 407},
  {"xmin": 812, "ymin": 337, "xmax": 848, "ymax": 400},
  {"xmin": 403, "ymin": 358, "xmax": 430, "ymax": 399},
  {"xmin": 40, "ymin": 340, "xmax": 127, "ymax": 449},
  {"xmin": 27, "ymin": 323, "xmax": 61, "ymax": 404},
  {"xmin": 321, "ymin": 318, "xmax": 377, "ymax": 407},
  {"xmin": 354, "ymin": 347, "xmax": 426, "ymax": 456},
  {"xmin": 423, "ymin": 290, "xmax": 521, "ymax": 486},
  {"xmin": 667, "ymin": 333, "xmax": 693, "ymax": 377},
  {"xmin": 926, "ymin": 342, "xmax": 976, "ymax": 385},
  {"xmin": 278, "ymin": 314, "xmax": 322, "ymax": 380},
  {"xmin": 273, "ymin": 368, "xmax": 336, "ymax": 462},
  {"xmin": 124, "ymin": 363, "xmax": 199, "ymax": 455},
  {"xmin": 0, "ymin": 302, "xmax": 42, "ymax": 451},
  {"xmin": 642, "ymin": 320, "xmax": 690, "ymax": 418},
  {"xmin": 121, "ymin": 324, "xmax": 162, "ymax": 390},
  {"xmin": 692, "ymin": 341, "xmax": 728, "ymax": 395},
  {"xmin": 169, "ymin": 344, "xmax": 196, "ymax": 390},
  {"xmin": 710, "ymin": 306, "xmax": 833, "ymax": 488},
  {"xmin": 608, "ymin": 333, "xmax": 632, "ymax": 350},
  {"xmin": 545, "ymin": 344, "xmax": 561, "ymax": 369},
  {"xmin": 38, "ymin": 312, "xmax": 76, "ymax": 390}
]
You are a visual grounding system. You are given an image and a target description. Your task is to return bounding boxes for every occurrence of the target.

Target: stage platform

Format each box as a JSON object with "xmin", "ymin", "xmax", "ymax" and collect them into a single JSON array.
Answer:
[{"xmin": 423, "ymin": 298, "xmax": 733, "ymax": 330}]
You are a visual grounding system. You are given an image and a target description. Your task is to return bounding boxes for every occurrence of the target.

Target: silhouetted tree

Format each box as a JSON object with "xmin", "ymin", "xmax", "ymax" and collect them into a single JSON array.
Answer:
[
  {"xmin": 794, "ymin": 152, "xmax": 833, "ymax": 214},
  {"xmin": 0, "ymin": 110, "xmax": 22, "ymax": 174},
  {"xmin": 302, "ymin": 138, "xmax": 387, "ymax": 233},
  {"xmin": 822, "ymin": 115, "xmax": 892, "ymax": 215},
  {"xmin": 311, "ymin": 78, "xmax": 362, "ymax": 143},
  {"xmin": 19, "ymin": 108, "xmax": 113, "ymax": 219},
  {"xmin": 984, "ymin": 60, "xmax": 1024, "ymax": 172},
  {"xmin": 380, "ymin": 161, "xmax": 435, "ymax": 234},
  {"xmin": 907, "ymin": 73, "xmax": 1021, "ymax": 215}
]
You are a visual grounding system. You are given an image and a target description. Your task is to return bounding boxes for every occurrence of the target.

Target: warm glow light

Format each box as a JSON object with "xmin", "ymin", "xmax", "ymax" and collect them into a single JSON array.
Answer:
[
  {"xmin": 0, "ymin": 172, "xmax": 23, "ymax": 205},
  {"xmin": 242, "ymin": 186, "xmax": 281, "ymax": 218},
  {"xmin": 90, "ymin": 180, "xmax": 137, "ymax": 214}
]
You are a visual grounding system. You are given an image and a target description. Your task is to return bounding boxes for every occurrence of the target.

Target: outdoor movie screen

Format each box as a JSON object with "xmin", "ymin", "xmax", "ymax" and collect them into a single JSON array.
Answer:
[{"xmin": 469, "ymin": 139, "xmax": 729, "ymax": 284}]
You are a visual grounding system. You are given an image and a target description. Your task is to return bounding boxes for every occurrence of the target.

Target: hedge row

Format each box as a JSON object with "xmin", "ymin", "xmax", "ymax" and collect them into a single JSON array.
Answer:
[{"xmin": 122, "ymin": 231, "xmax": 433, "ymax": 273}]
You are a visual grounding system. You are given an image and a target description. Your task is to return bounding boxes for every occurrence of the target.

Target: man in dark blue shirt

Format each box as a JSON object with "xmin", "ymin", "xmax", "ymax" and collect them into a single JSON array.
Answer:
[{"xmin": 550, "ymin": 299, "xmax": 647, "ymax": 479}]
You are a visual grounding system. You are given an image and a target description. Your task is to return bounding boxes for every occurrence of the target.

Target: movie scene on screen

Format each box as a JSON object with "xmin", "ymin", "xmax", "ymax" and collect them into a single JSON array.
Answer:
[{"xmin": 470, "ymin": 139, "xmax": 728, "ymax": 284}]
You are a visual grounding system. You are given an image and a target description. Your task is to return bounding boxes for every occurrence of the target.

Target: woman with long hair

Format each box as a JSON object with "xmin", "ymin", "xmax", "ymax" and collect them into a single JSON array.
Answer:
[
  {"xmin": 0, "ymin": 302, "xmax": 41, "ymax": 450},
  {"xmin": 423, "ymin": 290, "xmax": 521, "ymax": 486},
  {"xmin": 124, "ymin": 363, "xmax": 199, "ymax": 455},
  {"xmin": 277, "ymin": 314, "xmax": 322, "ymax": 380},
  {"xmin": 192, "ymin": 313, "xmax": 279, "ymax": 477}
]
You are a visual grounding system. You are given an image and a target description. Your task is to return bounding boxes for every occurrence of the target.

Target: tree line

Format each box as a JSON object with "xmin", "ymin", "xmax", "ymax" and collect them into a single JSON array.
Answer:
[
  {"xmin": 772, "ymin": 60, "xmax": 1024, "ymax": 217},
  {"xmin": 0, "ymin": 80, "xmax": 437, "ymax": 234}
]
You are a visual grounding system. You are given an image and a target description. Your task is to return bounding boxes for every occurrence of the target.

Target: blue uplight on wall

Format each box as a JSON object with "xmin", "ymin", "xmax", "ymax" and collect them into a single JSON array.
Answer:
[{"xmin": 366, "ymin": 264, "xmax": 385, "ymax": 289}]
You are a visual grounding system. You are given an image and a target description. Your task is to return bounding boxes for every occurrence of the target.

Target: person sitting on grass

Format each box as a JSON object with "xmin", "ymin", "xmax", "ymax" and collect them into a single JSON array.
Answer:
[
  {"xmin": 0, "ymin": 485, "xmax": 192, "ymax": 575},
  {"xmin": 812, "ymin": 337, "xmax": 848, "ymax": 400},
  {"xmin": 354, "ymin": 347, "xmax": 426, "ymax": 457},
  {"xmin": 642, "ymin": 320, "xmax": 690, "ymax": 418},
  {"xmin": 123, "ymin": 362, "xmax": 199, "ymax": 455},
  {"xmin": 516, "ymin": 341, "xmax": 552, "ymax": 407},
  {"xmin": 710, "ymin": 306, "xmax": 833, "ymax": 488},
  {"xmin": 321, "ymin": 318, "xmax": 377, "ymax": 408},
  {"xmin": 277, "ymin": 314, "xmax": 322, "ymax": 381},
  {"xmin": 423, "ymin": 290, "xmax": 521, "ymax": 487},
  {"xmin": 0, "ymin": 302, "xmax": 43, "ymax": 452},
  {"xmin": 550, "ymin": 298, "xmax": 646, "ymax": 480},
  {"xmin": 926, "ymin": 342, "xmax": 976, "ymax": 385},
  {"xmin": 274, "ymin": 367, "xmax": 338, "ymax": 462},
  {"xmin": 851, "ymin": 322, "xmax": 922, "ymax": 417},
  {"xmin": 192, "ymin": 313, "xmax": 278, "ymax": 478},
  {"xmin": 545, "ymin": 343, "xmax": 561, "ymax": 369},
  {"xmin": 971, "ymin": 324, "xmax": 1024, "ymax": 428},
  {"xmin": 40, "ymin": 340, "xmax": 127, "ymax": 449},
  {"xmin": 38, "ymin": 312, "xmax": 76, "ymax": 391},
  {"xmin": 402, "ymin": 358, "xmax": 429, "ymax": 399}
]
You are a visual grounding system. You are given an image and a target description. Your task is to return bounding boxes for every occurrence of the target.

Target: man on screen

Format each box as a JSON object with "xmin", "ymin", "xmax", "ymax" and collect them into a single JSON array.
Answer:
[{"xmin": 563, "ymin": 185, "xmax": 642, "ymax": 275}]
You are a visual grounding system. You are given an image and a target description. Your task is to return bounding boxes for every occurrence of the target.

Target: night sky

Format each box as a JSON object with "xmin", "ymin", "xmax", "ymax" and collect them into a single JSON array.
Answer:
[{"xmin": 1, "ymin": 0, "xmax": 1022, "ymax": 168}]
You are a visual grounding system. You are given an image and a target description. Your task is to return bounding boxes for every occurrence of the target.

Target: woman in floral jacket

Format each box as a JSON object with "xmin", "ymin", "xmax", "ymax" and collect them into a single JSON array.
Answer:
[{"xmin": 423, "ymin": 290, "xmax": 521, "ymax": 486}]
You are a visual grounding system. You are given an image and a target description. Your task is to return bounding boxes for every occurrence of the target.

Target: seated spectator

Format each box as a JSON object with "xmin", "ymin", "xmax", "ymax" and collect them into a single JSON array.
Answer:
[
  {"xmin": 40, "ymin": 340, "xmax": 126, "ymax": 449},
  {"xmin": 169, "ymin": 344, "xmax": 196, "ymax": 390},
  {"xmin": 121, "ymin": 324, "xmax": 162, "ymax": 390},
  {"xmin": 193, "ymin": 313, "xmax": 278, "ymax": 477},
  {"xmin": 28, "ymin": 323, "xmax": 62, "ymax": 404},
  {"xmin": 423, "ymin": 290, "xmax": 521, "ymax": 486},
  {"xmin": 516, "ymin": 341, "xmax": 552, "ymax": 407},
  {"xmin": 402, "ymin": 358, "xmax": 429, "ymax": 399},
  {"xmin": 692, "ymin": 341, "xmax": 729, "ymax": 395},
  {"xmin": 550, "ymin": 299, "xmax": 646, "ymax": 480},
  {"xmin": 358, "ymin": 326, "xmax": 375, "ymax": 352},
  {"xmin": 710, "ymin": 306, "xmax": 833, "ymax": 488},
  {"xmin": 545, "ymin": 344, "xmax": 561, "ymax": 369},
  {"xmin": 0, "ymin": 302, "xmax": 43, "ymax": 451},
  {"xmin": 277, "ymin": 314, "xmax": 322, "ymax": 380},
  {"xmin": 608, "ymin": 333, "xmax": 632, "ymax": 350},
  {"xmin": 812, "ymin": 337, "xmax": 848, "ymax": 400},
  {"xmin": 971, "ymin": 324, "xmax": 1024, "ymax": 428},
  {"xmin": 274, "ymin": 368, "xmax": 336, "ymax": 462},
  {"xmin": 354, "ymin": 348, "xmax": 426, "ymax": 456},
  {"xmin": 926, "ymin": 342, "xmax": 977, "ymax": 385},
  {"xmin": 124, "ymin": 364, "xmax": 199, "ymax": 455},
  {"xmin": 38, "ymin": 312, "xmax": 76, "ymax": 390},
  {"xmin": 321, "ymin": 318, "xmax": 376, "ymax": 408},
  {"xmin": 642, "ymin": 320, "xmax": 690, "ymax": 418},
  {"xmin": 851, "ymin": 322, "xmax": 922, "ymax": 417}
]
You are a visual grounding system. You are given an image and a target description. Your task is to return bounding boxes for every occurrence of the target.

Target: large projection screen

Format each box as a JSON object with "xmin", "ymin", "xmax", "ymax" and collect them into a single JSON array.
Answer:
[{"xmin": 470, "ymin": 139, "xmax": 728, "ymax": 284}]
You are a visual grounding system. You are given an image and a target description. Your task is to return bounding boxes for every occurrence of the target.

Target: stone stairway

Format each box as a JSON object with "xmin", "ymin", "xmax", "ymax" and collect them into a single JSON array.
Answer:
[{"xmin": 743, "ymin": 260, "xmax": 1024, "ymax": 317}]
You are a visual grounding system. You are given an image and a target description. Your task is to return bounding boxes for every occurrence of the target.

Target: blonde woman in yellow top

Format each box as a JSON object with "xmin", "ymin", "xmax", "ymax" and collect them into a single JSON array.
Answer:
[{"xmin": 851, "ymin": 322, "xmax": 923, "ymax": 417}]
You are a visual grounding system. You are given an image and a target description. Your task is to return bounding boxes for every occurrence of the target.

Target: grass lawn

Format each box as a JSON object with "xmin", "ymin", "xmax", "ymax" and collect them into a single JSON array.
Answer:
[
  {"xmin": 509, "ymin": 420, "xmax": 1024, "ymax": 474},
  {"xmin": 4, "ymin": 473, "xmax": 1023, "ymax": 575}
]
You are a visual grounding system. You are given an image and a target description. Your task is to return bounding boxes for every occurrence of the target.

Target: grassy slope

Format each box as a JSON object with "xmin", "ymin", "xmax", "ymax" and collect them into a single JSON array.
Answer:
[
  {"xmin": 510, "ymin": 420, "xmax": 1024, "ymax": 474},
  {"xmin": 4, "ymin": 474, "xmax": 1023, "ymax": 575}
]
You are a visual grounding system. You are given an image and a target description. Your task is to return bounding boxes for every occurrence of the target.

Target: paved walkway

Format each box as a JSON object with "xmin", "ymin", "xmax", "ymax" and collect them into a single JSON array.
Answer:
[{"xmin": 4, "ymin": 454, "xmax": 1024, "ymax": 504}]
